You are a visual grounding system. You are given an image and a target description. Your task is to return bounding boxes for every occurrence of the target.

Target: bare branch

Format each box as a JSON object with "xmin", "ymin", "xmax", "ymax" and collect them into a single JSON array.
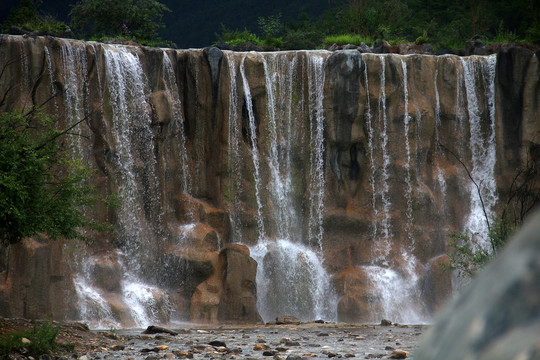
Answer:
[{"xmin": 438, "ymin": 140, "xmax": 491, "ymax": 231}]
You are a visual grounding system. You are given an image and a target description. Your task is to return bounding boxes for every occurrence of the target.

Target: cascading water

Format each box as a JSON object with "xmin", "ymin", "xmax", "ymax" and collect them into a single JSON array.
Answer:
[
  {"xmin": 225, "ymin": 54, "xmax": 244, "ymax": 243},
  {"xmin": 307, "ymin": 54, "xmax": 327, "ymax": 251},
  {"xmin": 433, "ymin": 62, "xmax": 448, "ymax": 199},
  {"xmin": 43, "ymin": 46, "xmax": 59, "ymax": 113},
  {"xmin": 360, "ymin": 55, "xmax": 427, "ymax": 324},
  {"xmin": 231, "ymin": 51, "xmax": 337, "ymax": 322},
  {"xmin": 401, "ymin": 59, "xmax": 414, "ymax": 237},
  {"xmin": 369, "ymin": 55, "xmax": 392, "ymax": 259},
  {"xmin": 262, "ymin": 54, "xmax": 299, "ymax": 240},
  {"xmin": 239, "ymin": 54, "xmax": 266, "ymax": 240},
  {"xmin": 461, "ymin": 55, "xmax": 498, "ymax": 250},
  {"xmin": 162, "ymin": 53, "xmax": 190, "ymax": 198}
]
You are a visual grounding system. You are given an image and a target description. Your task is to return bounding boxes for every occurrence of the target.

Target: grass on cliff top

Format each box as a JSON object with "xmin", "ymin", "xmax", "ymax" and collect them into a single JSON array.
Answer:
[{"xmin": 324, "ymin": 34, "xmax": 373, "ymax": 47}]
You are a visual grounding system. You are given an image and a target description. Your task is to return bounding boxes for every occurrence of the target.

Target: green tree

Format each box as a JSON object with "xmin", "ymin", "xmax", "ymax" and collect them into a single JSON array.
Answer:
[
  {"xmin": 69, "ymin": 0, "xmax": 170, "ymax": 42},
  {"xmin": 0, "ymin": 107, "xmax": 106, "ymax": 245}
]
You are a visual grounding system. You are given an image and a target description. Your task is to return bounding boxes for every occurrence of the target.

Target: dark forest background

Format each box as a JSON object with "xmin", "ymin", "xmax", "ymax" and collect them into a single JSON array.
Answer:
[{"xmin": 0, "ymin": 0, "xmax": 539, "ymax": 49}]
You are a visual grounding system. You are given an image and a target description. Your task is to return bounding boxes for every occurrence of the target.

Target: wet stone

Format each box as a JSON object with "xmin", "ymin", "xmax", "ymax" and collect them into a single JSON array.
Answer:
[{"xmin": 208, "ymin": 340, "xmax": 227, "ymax": 347}]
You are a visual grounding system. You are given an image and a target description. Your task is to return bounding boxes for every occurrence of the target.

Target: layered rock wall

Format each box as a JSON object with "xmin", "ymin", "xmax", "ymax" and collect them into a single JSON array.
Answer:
[{"xmin": 0, "ymin": 35, "xmax": 538, "ymax": 326}]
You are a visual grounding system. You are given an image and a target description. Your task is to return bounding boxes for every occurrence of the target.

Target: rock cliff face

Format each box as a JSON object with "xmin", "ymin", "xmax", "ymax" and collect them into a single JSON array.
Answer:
[{"xmin": 0, "ymin": 35, "xmax": 538, "ymax": 327}]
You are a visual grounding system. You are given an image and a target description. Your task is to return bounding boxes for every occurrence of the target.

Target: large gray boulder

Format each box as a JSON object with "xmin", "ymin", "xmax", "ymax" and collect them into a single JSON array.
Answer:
[{"xmin": 415, "ymin": 211, "xmax": 540, "ymax": 359}]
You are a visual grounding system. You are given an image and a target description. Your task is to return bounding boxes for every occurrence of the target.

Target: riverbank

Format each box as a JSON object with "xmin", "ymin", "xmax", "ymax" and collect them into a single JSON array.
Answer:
[{"xmin": 0, "ymin": 318, "xmax": 425, "ymax": 359}]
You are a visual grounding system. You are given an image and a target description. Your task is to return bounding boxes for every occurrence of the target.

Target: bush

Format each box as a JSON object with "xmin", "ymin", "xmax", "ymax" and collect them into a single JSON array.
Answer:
[
  {"xmin": 215, "ymin": 25, "xmax": 262, "ymax": 47},
  {"xmin": 0, "ymin": 320, "xmax": 64, "ymax": 359},
  {"xmin": 445, "ymin": 217, "xmax": 512, "ymax": 278}
]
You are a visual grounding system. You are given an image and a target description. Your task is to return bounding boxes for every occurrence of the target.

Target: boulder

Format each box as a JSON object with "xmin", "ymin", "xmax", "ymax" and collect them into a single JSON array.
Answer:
[
  {"xmin": 190, "ymin": 244, "xmax": 262, "ymax": 323},
  {"xmin": 416, "ymin": 211, "xmax": 540, "ymax": 359},
  {"xmin": 217, "ymin": 244, "xmax": 263, "ymax": 324},
  {"xmin": 334, "ymin": 266, "xmax": 373, "ymax": 323},
  {"xmin": 421, "ymin": 255, "xmax": 452, "ymax": 314},
  {"xmin": 275, "ymin": 316, "xmax": 301, "ymax": 325},
  {"xmin": 88, "ymin": 253, "xmax": 123, "ymax": 292},
  {"xmin": 372, "ymin": 40, "xmax": 390, "ymax": 53},
  {"xmin": 142, "ymin": 325, "xmax": 179, "ymax": 335}
]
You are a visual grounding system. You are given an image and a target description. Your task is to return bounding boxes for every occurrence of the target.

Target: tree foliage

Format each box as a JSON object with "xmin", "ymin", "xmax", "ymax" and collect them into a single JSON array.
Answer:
[
  {"xmin": 0, "ymin": 107, "xmax": 107, "ymax": 245},
  {"xmin": 253, "ymin": 0, "xmax": 540, "ymax": 50},
  {"xmin": 1, "ymin": 0, "xmax": 69, "ymax": 35},
  {"xmin": 69, "ymin": 0, "xmax": 170, "ymax": 42}
]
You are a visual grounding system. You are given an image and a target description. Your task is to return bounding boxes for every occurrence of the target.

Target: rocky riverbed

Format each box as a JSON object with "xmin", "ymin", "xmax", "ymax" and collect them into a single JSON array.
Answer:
[{"xmin": 1, "ymin": 319, "xmax": 425, "ymax": 359}]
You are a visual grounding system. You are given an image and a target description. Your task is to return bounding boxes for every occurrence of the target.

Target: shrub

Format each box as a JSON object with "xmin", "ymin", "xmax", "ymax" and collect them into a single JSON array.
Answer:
[
  {"xmin": 0, "ymin": 320, "xmax": 64, "ymax": 359},
  {"xmin": 415, "ymin": 30, "xmax": 429, "ymax": 45},
  {"xmin": 215, "ymin": 25, "xmax": 262, "ymax": 47}
]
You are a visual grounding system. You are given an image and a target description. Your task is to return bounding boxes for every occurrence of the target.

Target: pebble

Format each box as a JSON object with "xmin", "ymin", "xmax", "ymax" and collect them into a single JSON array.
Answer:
[
  {"xmin": 285, "ymin": 341, "xmax": 301, "ymax": 346},
  {"xmin": 286, "ymin": 355, "xmax": 308, "ymax": 360},
  {"xmin": 387, "ymin": 350, "xmax": 408, "ymax": 359},
  {"xmin": 254, "ymin": 343, "xmax": 270, "ymax": 351}
]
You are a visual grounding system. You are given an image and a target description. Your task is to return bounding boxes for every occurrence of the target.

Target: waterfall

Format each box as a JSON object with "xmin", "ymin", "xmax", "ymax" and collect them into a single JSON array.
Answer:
[
  {"xmin": 162, "ymin": 52, "xmax": 190, "ymax": 197},
  {"xmin": 262, "ymin": 54, "xmax": 298, "ymax": 240},
  {"xmin": 307, "ymin": 54, "xmax": 327, "ymax": 251},
  {"xmin": 250, "ymin": 239, "xmax": 338, "ymax": 322},
  {"xmin": 371, "ymin": 55, "xmax": 392, "ymax": 259},
  {"xmin": 361, "ymin": 56, "xmax": 427, "ymax": 325},
  {"xmin": 401, "ymin": 59, "xmax": 414, "ymax": 238},
  {"xmin": 4, "ymin": 36, "xmax": 517, "ymax": 327},
  {"xmin": 364, "ymin": 57, "xmax": 379, "ymax": 240},
  {"xmin": 461, "ymin": 55, "xmax": 498, "ymax": 250},
  {"xmin": 237, "ymin": 51, "xmax": 336, "ymax": 323},
  {"xmin": 43, "ymin": 46, "xmax": 59, "ymax": 113},
  {"xmin": 225, "ymin": 54, "xmax": 244, "ymax": 243},
  {"xmin": 433, "ymin": 62, "xmax": 448, "ymax": 199},
  {"xmin": 95, "ymin": 45, "xmax": 166, "ymax": 327},
  {"xmin": 239, "ymin": 54, "xmax": 266, "ymax": 241},
  {"xmin": 60, "ymin": 42, "xmax": 90, "ymax": 161}
]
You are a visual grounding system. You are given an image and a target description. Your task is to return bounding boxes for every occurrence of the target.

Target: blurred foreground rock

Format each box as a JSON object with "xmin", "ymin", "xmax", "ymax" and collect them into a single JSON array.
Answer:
[{"xmin": 416, "ymin": 211, "xmax": 540, "ymax": 359}]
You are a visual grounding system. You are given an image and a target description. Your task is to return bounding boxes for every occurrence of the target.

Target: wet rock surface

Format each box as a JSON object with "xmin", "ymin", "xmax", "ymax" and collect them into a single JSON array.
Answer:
[{"xmin": 0, "ymin": 319, "xmax": 425, "ymax": 359}]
